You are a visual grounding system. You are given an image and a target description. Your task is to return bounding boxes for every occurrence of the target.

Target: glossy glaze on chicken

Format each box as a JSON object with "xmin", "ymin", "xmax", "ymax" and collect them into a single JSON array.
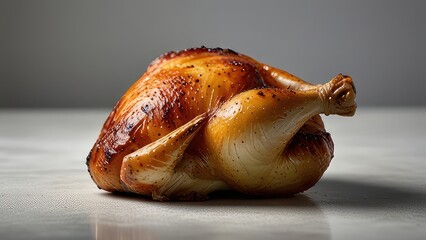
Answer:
[{"xmin": 86, "ymin": 46, "xmax": 356, "ymax": 200}]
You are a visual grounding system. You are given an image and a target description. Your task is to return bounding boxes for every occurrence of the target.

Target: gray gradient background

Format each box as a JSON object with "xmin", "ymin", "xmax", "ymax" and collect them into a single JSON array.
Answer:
[{"xmin": 1, "ymin": 0, "xmax": 425, "ymax": 108}]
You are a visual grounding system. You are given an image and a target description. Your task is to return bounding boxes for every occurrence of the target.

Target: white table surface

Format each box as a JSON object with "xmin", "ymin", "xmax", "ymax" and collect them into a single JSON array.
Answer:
[{"xmin": 1, "ymin": 108, "xmax": 425, "ymax": 240}]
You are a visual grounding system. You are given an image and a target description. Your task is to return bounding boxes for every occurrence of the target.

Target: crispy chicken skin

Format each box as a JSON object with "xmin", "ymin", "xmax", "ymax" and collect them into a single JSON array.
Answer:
[{"xmin": 86, "ymin": 46, "xmax": 356, "ymax": 201}]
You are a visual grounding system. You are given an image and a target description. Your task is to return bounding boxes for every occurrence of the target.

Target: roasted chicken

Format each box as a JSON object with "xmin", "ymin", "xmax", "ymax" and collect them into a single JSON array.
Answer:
[{"xmin": 86, "ymin": 46, "xmax": 356, "ymax": 201}]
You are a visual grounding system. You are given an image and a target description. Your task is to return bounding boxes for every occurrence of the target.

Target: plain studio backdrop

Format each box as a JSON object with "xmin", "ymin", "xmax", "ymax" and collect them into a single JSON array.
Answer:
[{"xmin": 0, "ymin": 0, "xmax": 425, "ymax": 108}]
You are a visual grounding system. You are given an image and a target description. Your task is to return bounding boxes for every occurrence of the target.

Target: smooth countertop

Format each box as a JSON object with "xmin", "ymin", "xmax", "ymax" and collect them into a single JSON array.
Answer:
[{"xmin": 1, "ymin": 108, "xmax": 425, "ymax": 240}]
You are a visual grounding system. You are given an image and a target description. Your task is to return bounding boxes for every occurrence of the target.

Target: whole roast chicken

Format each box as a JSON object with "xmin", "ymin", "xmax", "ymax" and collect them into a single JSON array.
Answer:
[{"xmin": 87, "ymin": 46, "xmax": 356, "ymax": 201}]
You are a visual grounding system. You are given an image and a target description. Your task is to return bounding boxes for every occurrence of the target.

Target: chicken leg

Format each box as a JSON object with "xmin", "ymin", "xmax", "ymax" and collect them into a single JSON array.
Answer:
[{"xmin": 205, "ymin": 74, "xmax": 356, "ymax": 195}]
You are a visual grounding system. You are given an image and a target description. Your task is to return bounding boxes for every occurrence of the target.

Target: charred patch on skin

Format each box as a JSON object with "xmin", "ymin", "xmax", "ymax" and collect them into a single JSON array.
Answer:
[
  {"xmin": 104, "ymin": 147, "xmax": 117, "ymax": 162},
  {"xmin": 148, "ymin": 46, "xmax": 241, "ymax": 71},
  {"xmin": 86, "ymin": 148, "xmax": 93, "ymax": 167}
]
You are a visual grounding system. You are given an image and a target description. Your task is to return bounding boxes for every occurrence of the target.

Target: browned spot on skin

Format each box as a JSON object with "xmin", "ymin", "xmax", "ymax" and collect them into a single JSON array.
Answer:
[
  {"xmin": 141, "ymin": 104, "xmax": 151, "ymax": 115},
  {"xmin": 257, "ymin": 91, "xmax": 265, "ymax": 97}
]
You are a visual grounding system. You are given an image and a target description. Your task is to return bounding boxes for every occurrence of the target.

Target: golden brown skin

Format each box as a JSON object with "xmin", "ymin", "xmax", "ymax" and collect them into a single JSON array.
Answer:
[{"xmin": 86, "ymin": 46, "xmax": 356, "ymax": 200}]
